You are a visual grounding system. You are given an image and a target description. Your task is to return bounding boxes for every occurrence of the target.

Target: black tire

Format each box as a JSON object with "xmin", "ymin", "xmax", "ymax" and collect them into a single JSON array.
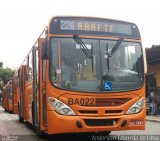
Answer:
[
  {"xmin": 36, "ymin": 128, "xmax": 46, "ymax": 138},
  {"xmin": 19, "ymin": 116, "xmax": 24, "ymax": 123}
]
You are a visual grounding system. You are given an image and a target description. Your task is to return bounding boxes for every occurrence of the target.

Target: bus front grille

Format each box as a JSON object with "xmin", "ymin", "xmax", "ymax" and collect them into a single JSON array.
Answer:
[
  {"xmin": 95, "ymin": 98, "xmax": 131, "ymax": 106},
  {"xmin": 79, "ymin": 110, "xmax": 98, "ymax": 114}
]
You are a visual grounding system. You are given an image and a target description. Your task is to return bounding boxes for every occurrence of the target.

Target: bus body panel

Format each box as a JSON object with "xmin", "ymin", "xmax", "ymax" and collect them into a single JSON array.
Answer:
[
  {"xmin": 46, "ymin": 109, "xmax": 145, "ymax": 134},
  {"xmin": 45, "ymin": 80, "xmax": 146, "ymax": 134}
]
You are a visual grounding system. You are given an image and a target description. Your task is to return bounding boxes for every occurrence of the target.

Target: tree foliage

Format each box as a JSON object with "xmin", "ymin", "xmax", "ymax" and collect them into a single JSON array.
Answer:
[{"xmin": 0, "ymin": 61, "xmax": 14, "ymax": 89}]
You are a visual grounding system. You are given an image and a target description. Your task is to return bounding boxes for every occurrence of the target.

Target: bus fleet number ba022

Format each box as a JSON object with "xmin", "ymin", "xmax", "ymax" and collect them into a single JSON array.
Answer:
[{"xmin": 68, "ymin": 98, "xmax": 95, "ymax": 106}]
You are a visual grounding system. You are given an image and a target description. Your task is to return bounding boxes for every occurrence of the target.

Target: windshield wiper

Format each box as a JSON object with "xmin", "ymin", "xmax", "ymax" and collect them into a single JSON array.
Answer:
[
  {"xmin": 73, "ymin": 34, "xmax": 93, "ymax": 58},
  {"xmin": 111, "ymin": 38, "xmax": 124, "ymax": 56},
  {"xmin": 103, "ymin": 38, "xmax": 123, "ymax": 74},
  {"xmin": 106, "ymin": 43, "xmax": 110, "ymax": 71}
]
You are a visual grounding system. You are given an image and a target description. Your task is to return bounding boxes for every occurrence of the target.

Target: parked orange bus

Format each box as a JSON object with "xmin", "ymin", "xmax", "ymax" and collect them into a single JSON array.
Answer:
[
  {"xmin": 2, "ymin": 80, "xmax": 13, "ymax": 112},
  {"xmin": 2, "ymin": 85, "xmax": 7, "ymax": 110},
  {"xmin": 2, "ymin": 75, "xmax": 19, "ymax": 114},
  {"xmin": 17, "ymin": 16, "xmax": 147, "ymax": 136}
]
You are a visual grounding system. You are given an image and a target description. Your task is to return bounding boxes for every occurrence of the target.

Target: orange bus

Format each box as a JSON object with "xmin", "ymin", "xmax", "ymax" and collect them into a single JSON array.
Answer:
[
  {"xmin": 17, "ymin": 16, "xmax": 147, "ymax": 136},
  {"xmin": 2, "ymin": 75, "xmax": 19, "ymax": 114},
  {"xmin": 2, "ymin": 85, "xmax": 7, "ymax": 110},
  {"xmin": 2, "ymin": 80, "xmax": 13, "ymax": 112}
]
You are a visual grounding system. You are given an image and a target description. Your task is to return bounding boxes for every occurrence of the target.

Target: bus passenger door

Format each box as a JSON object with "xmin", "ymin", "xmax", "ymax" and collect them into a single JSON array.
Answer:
[
  {"xmin": 18, "ymin": 66, "xmax": 26, "ymax": 121},
  {"xmin": 32, "ymin": 46, "xmax": 39, "ymax": 128},
  {"xmin": 38, "ymin": 38, "xmax": 47, "ymax": 131},
  {"xmin": 32, "ymin": 41, "xmax": 47, "ymax": 131}
]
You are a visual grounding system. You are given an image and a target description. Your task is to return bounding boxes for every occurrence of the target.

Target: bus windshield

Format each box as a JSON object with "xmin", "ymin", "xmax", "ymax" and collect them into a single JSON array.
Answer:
[{"xmin": 49, "ymin": 37, "xmax": 144, "ymax": 92}]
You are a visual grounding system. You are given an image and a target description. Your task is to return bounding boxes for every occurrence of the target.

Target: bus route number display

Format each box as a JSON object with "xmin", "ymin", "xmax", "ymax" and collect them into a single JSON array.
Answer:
[{"xmin": 60, "ymin": 20, "xmax": 132, "ymax": 35}]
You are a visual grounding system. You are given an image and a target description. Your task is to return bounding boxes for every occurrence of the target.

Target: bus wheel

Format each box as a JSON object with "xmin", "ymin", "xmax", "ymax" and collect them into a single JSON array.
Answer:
[
  {"xmin": 35, "ymin": 128, "xmax": 46, "ymax": 138},
  {"xmin": 18, "ymin": 102, "xmax": 23, "ymax": 123},
  {"xmin": 19, "ymin": 116, "xmax": 24, "ymax": 123}
]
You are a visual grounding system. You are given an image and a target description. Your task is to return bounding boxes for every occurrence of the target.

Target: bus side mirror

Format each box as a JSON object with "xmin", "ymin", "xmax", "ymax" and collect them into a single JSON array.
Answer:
[{"xmin": 42, "ymin": 38, "xmax": 49, "ymax": 59}]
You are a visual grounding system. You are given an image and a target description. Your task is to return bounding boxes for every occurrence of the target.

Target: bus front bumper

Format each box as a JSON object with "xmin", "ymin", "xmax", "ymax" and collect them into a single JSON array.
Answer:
[{"xmin": 46, "ymin": 109, "xmax": 146, "ymax": 134}]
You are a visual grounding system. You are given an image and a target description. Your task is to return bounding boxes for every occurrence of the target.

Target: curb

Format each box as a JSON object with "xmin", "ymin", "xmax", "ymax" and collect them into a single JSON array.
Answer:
[{"xmin": 146, "ymin": 119, "xmax": 160, "ymax": 123}]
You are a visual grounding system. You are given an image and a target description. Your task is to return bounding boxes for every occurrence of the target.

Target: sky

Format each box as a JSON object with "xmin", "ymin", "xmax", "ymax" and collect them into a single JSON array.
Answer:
[{"xmin": 0, "ymin": 0, "xmax": 160, "ymax": 69}]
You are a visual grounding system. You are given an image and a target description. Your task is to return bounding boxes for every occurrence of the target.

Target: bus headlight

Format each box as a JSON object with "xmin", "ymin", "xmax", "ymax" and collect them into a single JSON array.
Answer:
[
  {"xmin": 48, "ymin": 97, "xmax": 76, "ymax": 116},
  {"xmin": 126, "ymin": 97, "xmax": 145, "ymax": 114}
]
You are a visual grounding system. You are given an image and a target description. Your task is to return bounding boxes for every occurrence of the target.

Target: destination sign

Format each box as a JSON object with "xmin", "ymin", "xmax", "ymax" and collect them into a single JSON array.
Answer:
[{"xmin": 50, "ymin": 17, "xmax": 140, "ymax": 39}]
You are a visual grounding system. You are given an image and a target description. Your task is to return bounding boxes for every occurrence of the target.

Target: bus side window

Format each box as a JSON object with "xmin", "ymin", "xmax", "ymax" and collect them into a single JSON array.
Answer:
[
  {"xmin": 42, "ymin": 60, "xmax": 46, "ymax": 82},
  {"xmin": 27, "ymin": 52, "xmax": 33, "ymax": 81},
  {"xmin": 36, "ymin": 49, "xmax": 39, "ymax": 84}
]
